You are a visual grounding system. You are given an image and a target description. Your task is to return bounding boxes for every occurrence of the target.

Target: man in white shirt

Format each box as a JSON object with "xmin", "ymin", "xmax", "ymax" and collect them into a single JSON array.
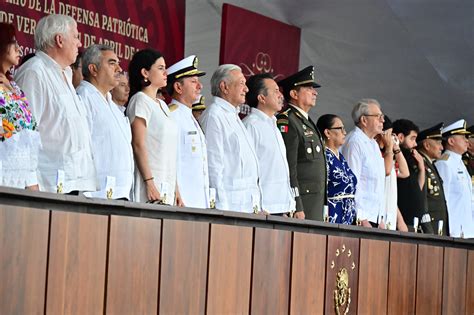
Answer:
[
  {"xmin": 341, "ymin": 99, "xmax": 386, "ymax": 228},
  {"xmin": 199, "ymin": 64, "xmax": 261, "ymax": 213},
  {"xmin": 76, "ymin": 44, "xmax": 134, "ymax": 200},
  {"xmin": 111, "ymin": 71, "xmax": 130, "ymax": 113},
  {"xmin": 166, "ymin": 55, "xmax": 210, "ymax": 208},
  {"xmin": 15, "ymin": 14, "xmax": 96, "ymax": 193},
  {"xmin": 243, "ymin": 73, "xmax": 296, "ymax": 214},
  {"xmin": 435, "ymin": 119, "xmax": 473, "ymax": 238}
]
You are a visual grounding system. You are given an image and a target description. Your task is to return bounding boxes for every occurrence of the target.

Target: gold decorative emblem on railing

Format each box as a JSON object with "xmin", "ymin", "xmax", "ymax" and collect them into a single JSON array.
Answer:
[{"xmin": 334, "ymin": 268, "xmax": 351, "ymax": 315}]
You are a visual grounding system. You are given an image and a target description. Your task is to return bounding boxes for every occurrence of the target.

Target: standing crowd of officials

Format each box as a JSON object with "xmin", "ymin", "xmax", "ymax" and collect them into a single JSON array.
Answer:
[{"xmin": 1, "ymin": 14, "xmax": 473, "ymax": 238}]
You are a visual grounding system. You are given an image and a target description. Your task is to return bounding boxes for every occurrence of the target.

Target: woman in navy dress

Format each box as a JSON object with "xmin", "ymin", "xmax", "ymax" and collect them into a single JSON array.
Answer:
[{"xmin": 317, "ymin": 114, "xmax": 357, "ymax": 224}]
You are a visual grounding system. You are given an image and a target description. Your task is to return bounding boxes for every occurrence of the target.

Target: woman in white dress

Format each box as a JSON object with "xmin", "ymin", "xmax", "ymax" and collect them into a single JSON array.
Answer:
[{"xmin": 126, "ymin": 49, "xmax": 183, "ymax": 205}]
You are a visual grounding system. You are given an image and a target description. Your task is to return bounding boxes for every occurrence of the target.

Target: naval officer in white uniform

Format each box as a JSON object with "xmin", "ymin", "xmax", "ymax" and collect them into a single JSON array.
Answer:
[
  {"xmin": 435, "ymin": 119, "xmax": 473, "ymax": 238},
  {"xmin": 167, "ymin": 56, "xmax": 210, "ymax": 208},
  {"xmin": 199, "ymin": 64, "xmax": 262, "ymax": 213}
]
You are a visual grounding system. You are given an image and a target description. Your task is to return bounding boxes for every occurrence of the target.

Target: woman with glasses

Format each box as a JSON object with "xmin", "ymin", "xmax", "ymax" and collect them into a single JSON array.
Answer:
[
  {"xmin": 0, "ymin": 23, "xmax": 40, "ymax": 190},
  {"xmin": 317, "ymin": 114, "xmax": 357, "ymax": 224},
  {"xmin": 126, "ymin": 49, "xmax": 183, "ymax": 205}
]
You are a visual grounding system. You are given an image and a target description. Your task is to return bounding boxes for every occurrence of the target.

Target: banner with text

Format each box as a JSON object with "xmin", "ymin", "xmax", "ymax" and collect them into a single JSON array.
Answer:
[
  {"xmin": 0, "ymin": 0, "xmax": 185, "ymax": 69},
  {"xmin": 219, "ymin": 3, "xmax": 301, "ymax": 81}
]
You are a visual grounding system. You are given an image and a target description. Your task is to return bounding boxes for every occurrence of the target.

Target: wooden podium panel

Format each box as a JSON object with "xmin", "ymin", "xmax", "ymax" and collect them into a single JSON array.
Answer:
[
  {"xmin": 106, "ymin": 216, "xmax": 161, "ymax": 315},
  {"xmin": 357, "ymin": 239, "xmax": 389, "ymax": 315},
  {"xmin": 387, "ymin": 242, "xmax": 417, "ymax": 315},
  {"xmin": 46, "ymin": 211, "xmax": 108, "ymax": 314},
  {"xmin": 416, "ymin": 245, "xmax": 443, "ymax": 315},
  {"xmin": 442, "ymin": 247, "xmax": 467, "ymax": 315},
  {"xmin": 467, "ymin": 251, "xmax": 474, "ymax": 315},
  {"xmin": 206, "ymin": 224, "xmax": 253, "ymax": 315},
  {"xmin": 159, "ymin": 220, "xmax": 209, "ymax": 315},
  {"xmin": 290, "ymin": 232, "xmax": 326, "ymax": 315},
  {"xmin": 251, "ymin": 228, "xmax": 291, "ymax": 314},
  {"xmin": 0, "ymin": 206, "xmax": 49, "ymax": 315},
  {"xmin": 325, "ymin": 236, "xmax": 359, "ymax": 315}
]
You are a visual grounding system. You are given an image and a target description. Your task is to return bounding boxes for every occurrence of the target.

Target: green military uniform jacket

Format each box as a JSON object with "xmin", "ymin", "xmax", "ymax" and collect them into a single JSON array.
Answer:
[
  {"xmin": 421, "ymin": 151, "xmax": 450, "ymax": 235},
  {"xmin": 276, "ymin": 105, "xmax": 327, "ymax": 220}
]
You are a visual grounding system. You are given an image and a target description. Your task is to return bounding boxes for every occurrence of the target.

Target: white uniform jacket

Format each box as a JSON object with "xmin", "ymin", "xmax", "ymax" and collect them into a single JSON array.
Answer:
[
  {"xmin": 435, "ymin": 150, "xmax": 474, "ymax": 237},
  {"xmin": 170, "ymin": 99, "xmax": 210, "ymax": 208}
]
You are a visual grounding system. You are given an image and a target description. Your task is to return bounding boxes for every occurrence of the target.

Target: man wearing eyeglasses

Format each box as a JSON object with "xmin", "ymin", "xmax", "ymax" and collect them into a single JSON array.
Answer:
[
  {"xmin": 341, "ymin": 99, "xmax": 386, "ymax": 228},
  {"xmin": 276, "ymin": 66, "xmax": 327, "ymax": 221}
]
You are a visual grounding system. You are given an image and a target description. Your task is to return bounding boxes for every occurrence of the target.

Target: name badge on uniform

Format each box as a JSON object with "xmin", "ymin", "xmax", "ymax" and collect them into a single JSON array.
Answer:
[
  {"xmin": 56, "ymin": 170, "xmax": 65, "ymax": 194},
  {"xmin": 438, "ymin": 220, "xmax": 444, "ymax": 236},
  {"xmin": 160, "ymin": 182, "xmax": 170, "ymax": 204},
  {"xmin": 209, "ymin": 188, "xmax": 216, "ymax": 209},
  {"xmin": 105, "ymin": 176, "xmax": 116, "ymax": 199},
  {"xmin": 186, "ymin": 133, "xmax": 198, "ymax": 154},
  {"xmin": 252, "ymin": 194, "xmax": 260, "ymax": 214}
]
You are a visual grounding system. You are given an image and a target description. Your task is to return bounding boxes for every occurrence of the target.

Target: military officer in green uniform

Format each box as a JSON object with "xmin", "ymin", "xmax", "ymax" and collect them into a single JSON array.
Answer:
[
  {"xmin": 417, "ymin": 123, "xmax": 450, "ymax": 235},
  {"xmin": 276, "ymin": 66, "xmax": 327, "ymax": 221}
]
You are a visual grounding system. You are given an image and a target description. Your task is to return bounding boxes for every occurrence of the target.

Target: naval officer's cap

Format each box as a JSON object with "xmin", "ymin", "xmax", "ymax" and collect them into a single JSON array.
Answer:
[{"xmin": 442, "ymin": 119, "xmax": 470, "ymax": 138}]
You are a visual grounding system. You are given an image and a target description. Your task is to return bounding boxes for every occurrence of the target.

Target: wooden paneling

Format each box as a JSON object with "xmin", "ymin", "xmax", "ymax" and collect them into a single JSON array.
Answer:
[
  {"xmin": 442, "ymin": 247, "xmax": 467, "ymax": 315},
  {"xmin": 290, "ymin": 232, "xmax": 326, "ymax": 315},
  {"xmin": 325, "ymin": 236, "xmax": 359, "ymax": 315},
  {"xmin": 387, "ymin": 242, "xmax": 417, "ymax": 315},
  {"xmin": 251, "ymin": 228, "xmax": 292, "ymax": 315},
  {"xmin": 106, "ymin": 216, "xmax": 161, "ymax": 315},
  {"xmin": 206, "ymin": 224, "xmax": 253, "ymax": 315},
  {"xmin": 0, "ymin": 206, "xmax": 49, "ymax": 315},
  {"xmin": 466, "ymin": 251, "xmax": 474, "ymax": 315},
  {"xmin": 46, "ymin": 211, "xmax": 108, "ymax": 315},
  {"xmin": 159, "ymin": 219, "xmax": 209, "ymax": 315},
  {"xmin": 416, "ymin": 245, "xmax": 443, "ymax": 315},
  {"xmin": 357, "ymin": 239, "xmax": 390, "ymax": 315}
]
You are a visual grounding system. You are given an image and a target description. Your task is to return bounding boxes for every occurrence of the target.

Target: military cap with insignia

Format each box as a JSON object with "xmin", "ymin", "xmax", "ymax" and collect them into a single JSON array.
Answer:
[
  {"xmin": 277, "ymin": 66, "xmax": 321, "ymax": 100},
  {"xmin": 166, "ymin": 55, "xmax": 206, "ymax": 93},
  {"xmin": 192, "ymin": 95, "xmax": 206, "ymax": 111},
  {"xmin": 417, "ymin": 122, "xmax": 444, "ymax": 143},
  {"xmin": 467, "ymin": 125, "xmax": 474, "ymax": 138},
  {"xmin": 442, "ymin": 119, "xmax": 470, "ymax": 138}
]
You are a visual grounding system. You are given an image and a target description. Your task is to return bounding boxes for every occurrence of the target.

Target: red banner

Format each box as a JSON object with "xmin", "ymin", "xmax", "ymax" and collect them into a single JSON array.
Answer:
[
  {"xmin": 219, "ymin": 4, "xmax": 301, "ymax": 81},
  {"xmin": 0, "ymin": 0, "xmax": 185, "ymax": 69}
]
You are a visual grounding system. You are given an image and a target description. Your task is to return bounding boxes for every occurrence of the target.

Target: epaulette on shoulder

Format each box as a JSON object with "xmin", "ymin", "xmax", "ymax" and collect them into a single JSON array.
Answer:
[
  {"xmin": 276, "ymin": 109, "xmax": 290, "ymax": 124},
  {"xmin": 438, "ymin": 153, "xmax": 450, "ymax": 161},
  {"xmin": 168, "ymin": 103, "xmax": 178, "ymax": 112}
]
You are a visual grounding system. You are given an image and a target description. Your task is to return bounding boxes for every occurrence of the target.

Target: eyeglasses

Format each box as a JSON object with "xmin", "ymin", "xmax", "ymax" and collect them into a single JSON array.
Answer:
[
  {"xmin": 364, "ymin": 113, "xmax": 385, "ymax": 120},
  {"xmin": 329, "ymin": 126, "xmax": 346, "ymax": 132}
]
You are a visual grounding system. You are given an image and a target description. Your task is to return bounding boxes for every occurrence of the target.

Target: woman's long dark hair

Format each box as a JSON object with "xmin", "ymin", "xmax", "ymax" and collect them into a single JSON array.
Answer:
[
  {"xmin": 127, "ymin": 49, "xmax": 164, "ymax": 103},
  {"xmin": 0, "ymin": 23, "xmax": 17, "ymax": 80}
]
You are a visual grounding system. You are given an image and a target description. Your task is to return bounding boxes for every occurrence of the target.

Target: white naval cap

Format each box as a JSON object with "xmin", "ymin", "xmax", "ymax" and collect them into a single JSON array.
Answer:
[
  {"xmin": 167, "ymin": 55, "xmax": 206, "ymax": 84},
  {"xmin": 192, "ymin": 95, "xmax": 206, "ymax": 111},
  {"xmin": 442, "ymin": 119, "xmax": 470, "ymax": 137}
]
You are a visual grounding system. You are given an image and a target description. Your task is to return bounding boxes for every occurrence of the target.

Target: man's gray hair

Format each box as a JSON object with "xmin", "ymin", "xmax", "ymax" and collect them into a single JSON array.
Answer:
[
  {"xmin": 210, "ymin": 64, "xmax": 242, "ymax": 97},
  {"xmin": 352, "ymin": 98, "xmax": 381, "ymax": 125},
  {"xmin": 81, "ymin": 44, "xmax": 114, "ymax": 80},
  {"xmin": 34, "ymin": 14, "xmax": 77, "ymax": 52}
]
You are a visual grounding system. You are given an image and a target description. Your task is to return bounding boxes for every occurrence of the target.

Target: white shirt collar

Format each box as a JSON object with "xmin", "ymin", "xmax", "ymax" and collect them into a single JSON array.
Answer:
[
  {"xmin": 289, "ymin": 103, "xmax": 309, "ymax": 120},
  {"xmin": 214, "ymin": 96, "xmax": 240, "ymax": 114},
  {"xmin": 171, "ymin": 98, "xmax": 192, "ymax": 114},
  {"xmin": 251, "ymin": 108, "xmax": 277, "ymax": 123}
]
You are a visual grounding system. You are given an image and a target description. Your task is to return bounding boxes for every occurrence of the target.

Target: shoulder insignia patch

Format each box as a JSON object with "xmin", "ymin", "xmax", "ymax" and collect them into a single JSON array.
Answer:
[
  {"xmin": 438, "ymin": 153, "xmax": 450, "ymax": 161},
  {"xmin": 277, "ymin": 118, "xmax": 289, "ymax": 125},
  {"xmin": 168, "ymin": 103, "xmax": 178, "ymax": 112}
]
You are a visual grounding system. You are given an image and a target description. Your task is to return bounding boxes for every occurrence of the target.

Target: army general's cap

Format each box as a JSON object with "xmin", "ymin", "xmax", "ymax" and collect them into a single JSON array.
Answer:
[
  {"xmin": 442, "ymin": 119, "xmax": 470, "ymax": 138},
  {"xmin": 277, "ymin": 66, "xmax": 321, "ymax": 96},
  {"xmin": 167, "ymin": 55, "xmax": 206, "ymax": 85},
  {"xmin": 192, "ymin": 95, "xmax": 206, "ymax": 111},
  {"xmin": 417, "ymin": 122, "xmax": 444, "ymax": 143}
]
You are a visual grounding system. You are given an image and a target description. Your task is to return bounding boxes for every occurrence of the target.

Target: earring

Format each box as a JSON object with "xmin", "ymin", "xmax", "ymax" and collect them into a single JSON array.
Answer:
[{"xmin": 144, "ymin": 78, "xmax": 148, "ymax": 83}]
